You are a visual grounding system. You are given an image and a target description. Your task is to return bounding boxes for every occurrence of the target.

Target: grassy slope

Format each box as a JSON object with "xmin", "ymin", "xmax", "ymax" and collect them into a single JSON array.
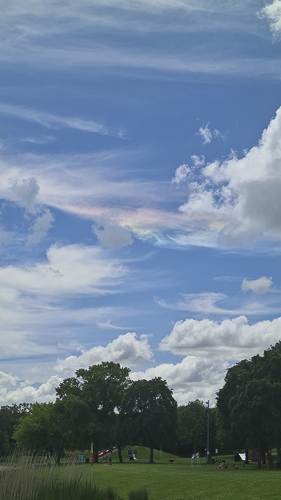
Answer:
[{"xmin": 77, "ymin": 447, "xmax": 281, "ymax": 500}]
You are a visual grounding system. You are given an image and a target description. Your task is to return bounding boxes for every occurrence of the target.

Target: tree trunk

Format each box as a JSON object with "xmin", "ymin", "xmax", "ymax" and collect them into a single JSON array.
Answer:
[
  {"xmin": 257, "ymin": 437, "xmax": 261, "ymax": 469},
  {"xmin": 54, "ymin": 442, "xmax": 64, "ymax": 465},
  {"xmin": 94, "ymin": 445, "xmax": 99, "ymax": 464},
  {"xmin": 149, "ymin": 446, "xmax": 153, "ymax": 463},
  {"xmin": 118, "ymin": 444, "xmax": 123, "ymax": 463},
  {"xmin": 276, "ymin": 441, "xmax": 281, "ymax": 469}
]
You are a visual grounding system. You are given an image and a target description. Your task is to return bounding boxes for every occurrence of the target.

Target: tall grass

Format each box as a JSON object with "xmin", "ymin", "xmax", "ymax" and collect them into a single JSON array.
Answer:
[{"xmin": 0, "ymin": 454, "xmax": 122, "ymax": 500}]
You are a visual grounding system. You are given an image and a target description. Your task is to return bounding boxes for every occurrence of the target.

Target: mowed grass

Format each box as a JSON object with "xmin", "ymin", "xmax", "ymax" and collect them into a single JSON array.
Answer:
[{"xmin": 76, "ymin": 447, "xmax": 281, "ymax": 500}]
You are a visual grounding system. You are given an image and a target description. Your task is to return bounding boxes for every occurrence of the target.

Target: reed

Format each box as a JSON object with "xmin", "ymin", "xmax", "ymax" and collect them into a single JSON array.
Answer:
[{"xmin": 0, "ymin": 453, "xmax": 122, "ymax": 500}]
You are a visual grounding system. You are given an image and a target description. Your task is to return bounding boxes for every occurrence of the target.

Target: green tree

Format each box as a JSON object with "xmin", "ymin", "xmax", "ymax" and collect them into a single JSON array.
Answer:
[
  {"xmin": 12, "ymin": 402, "xmax": 77, "ymax": 463},
  {"xmin": 0, "ymin": 404, "xmax": 30, "ymax": 456},
  {"xmin": 13, "ymin": 403, "xmax": 54, "ymax": 453},
  {"xmin": 217, "ymin": 345, "xmax": 281, "ymax": 468},
  {"xmin": 177, "ymin": 400, "xmax": 206, "ymax": 454},
  {"xmin": 56, "ymin": 361, "xmax": 131, "ymax": 463},
  {"xmin": 121, "ymin": 377, "xmax": 177, "ymax": 463}
]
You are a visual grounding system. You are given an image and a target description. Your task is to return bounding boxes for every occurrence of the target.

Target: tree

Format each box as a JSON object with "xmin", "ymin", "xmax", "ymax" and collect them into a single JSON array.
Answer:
[
  {"xmin": 12, "ymin": 401, "xmax": 78, "ymax": 463},
  {"xmin": 55, "ymin": 361, "xmax": 131, "ymax": 463},
  {"xmin": 217, "ymin": 343, "xmax": 281, "ymax": 468},
  {"xmin": 121, "ymin": 377, "xmax": 177, "ymax": 463},
  {"xmin": 178, "ymin": 400, "xmax": 206, "ymax": 454},
  {"xmin": 0, "ymin": 404, "xmax": 30, "ymax": 456},
  {"xmin": 13, "ymin": 403, "xmax": 55, "ymax": 453}
]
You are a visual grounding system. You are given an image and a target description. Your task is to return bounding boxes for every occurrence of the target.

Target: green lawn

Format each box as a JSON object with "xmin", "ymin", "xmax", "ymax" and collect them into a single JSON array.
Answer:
[
  {"xmin": 75, "ymin": 447, "xmax": 281, "ymax": 500},
  {"xmin": 2, "ymin": 448, "xmax": 281, "ymax": 500}
]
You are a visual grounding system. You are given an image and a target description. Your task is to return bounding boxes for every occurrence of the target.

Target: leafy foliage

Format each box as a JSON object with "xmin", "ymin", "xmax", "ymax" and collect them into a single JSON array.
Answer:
[
  {"xmin": 121, "ymin": 377, "xmax": 177, "ymax": 463},
  {"xmin": 217, "ymin": 341, "xmax": 281, "ymax": 467}
]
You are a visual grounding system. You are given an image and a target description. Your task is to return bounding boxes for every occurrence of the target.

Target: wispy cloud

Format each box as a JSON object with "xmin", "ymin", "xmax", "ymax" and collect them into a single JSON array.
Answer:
[
  {"xmin": 0, "ymin": 103, "xmax": 111, "ymax": 136},
  {"xmin": 198, "ymin": 124, "xmax": 212, "ymax": 144},
  {"xmin": 155, "ymin": 291, "xmax": 281, "ymax": 316},
  {"xmin": 20, "ymin": 135, "xmax": 56, "ymax": 145}
]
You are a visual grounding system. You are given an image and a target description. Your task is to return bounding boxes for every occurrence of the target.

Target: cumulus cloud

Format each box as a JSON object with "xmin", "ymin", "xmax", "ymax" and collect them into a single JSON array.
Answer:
[
  {"xmin": 54, "ymin": 332, "xmax": 153, "ymax": 374},
  {"xmin": 198, "ymin": 124, "xmax": 212, "ymax": 144},
  {"xmin": 130, "ymin": 356, "xmax": 227, "ymax": 405},
  {"xmin": 242, "ymin": 276, "xmax": 273, "ymax": 294},
  {"xmin": 0, "ymin": 374, "xmax": 63, "ymax": 405},
  {"xmin": 180, "ymin": 106, "xmax": 281, "ymax": 246},
  {"xmin": 258, "ymin": 0, "xmax": 281, "ymax": 38},
  {"xmin": 191, "ymin": 155, "xmax": 205, "ymax": 167},
  {"xmin": 10, "ymin": 177, "xmax": 40, "ymax": 214},
  {"xmin": 27, "ymin": 209, "xmax": 55, "ymax": 245},
  {"xmin": 172, "ymin": 163, "xmax": 190, "ymax": 184},
  {"xmin": 159, "ymin": 316, "xmax": 281, "ymax": 359},
  {"xmin": 92, "ymin": 216, "xmax": 134, "ymax": 248}
]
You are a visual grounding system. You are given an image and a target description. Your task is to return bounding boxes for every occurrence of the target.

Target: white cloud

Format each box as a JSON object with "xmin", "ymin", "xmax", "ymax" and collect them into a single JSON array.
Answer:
[
  {"xmin": 159, "ymin": 315, "xmax": 281, "ymax": 359},
  {"xmin": 259, "ymin": 0, "xmax": 281, "ymax": 38},
  {"xmin": 172, "ymin": 163, "xmax": 190, "ymax": 184},
  {"xmin": 0, "ymin": 375, "xmax": 63, "ymax": 405},
  {"xmin": 155, "ymin": 291, "xmax": 279, "ymax": 316},
  {"xmin": 242, "ymin": 276, "xmax": 273, "ymax": 294},
  {"xmin": 10, "ymin": 177, "xmax": 40, "ymax": 214},
  {"xmin": 214, "ymin": 129, "xmax": 226, "ymax": 141},
  {"xmin": 0, "ymin": 244, "xmax": 126, "ymax": 296},
  {"xmin": 27, "ymin": 209, "xmax": 55, "ymax": 245},
  {"xmin": 92, "ymin": 216, "xmax": 134, "ymax": 248},
  {"xmin": 130, "ymin": 356, "xmax": 227, "ymax": 406},
  {"xmin": 54, "ymin": 332, "xmax": 153, "ymax": 374},
  {"xmin": 0, "ymin": 371, "xmax": 19, "ymax": 388},
  {"xmin": 0, "ymin": 244, "xmax": 128, "ymax": 360},
  {"xmin": 0, "ymin": 103, "xmax": 110, "ymax": 136},
  {"xmin": 198, "ymin": 124, "xmax": 212, "ymax": 144},
  {"xmin": 191, "ymin": 155, "xmax": 205, "ymax": 167},
  {"xmin": 20, "ymin": 136, "xmax": 56, "ymax": 145},
  {"xmin": 179, "ymin": 106, "xmax": 281, "ymax": 246}
]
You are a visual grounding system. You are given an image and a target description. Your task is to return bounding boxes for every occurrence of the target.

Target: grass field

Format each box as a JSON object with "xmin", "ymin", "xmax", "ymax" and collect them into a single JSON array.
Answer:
[
  {"xmin": 77, "ymin": 446, "xmax": 281, "ymax": 500},
  {"xmin": 2, "ymin": 447, "xmax": 281, "ymax": 499}
]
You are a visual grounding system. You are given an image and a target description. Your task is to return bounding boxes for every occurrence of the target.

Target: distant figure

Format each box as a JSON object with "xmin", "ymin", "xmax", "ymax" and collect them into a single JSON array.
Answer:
[
  {"xmin": 47, "ymin": 459, "xmax": 51, "ymax": 470},
  {"xmin": 219, "ymin": 460, "xmax": 228, "ymax": 469}
]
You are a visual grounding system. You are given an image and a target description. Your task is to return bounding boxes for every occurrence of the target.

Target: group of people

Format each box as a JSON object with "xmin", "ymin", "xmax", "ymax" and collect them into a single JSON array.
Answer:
[{"xmin": 218, "ymin": 460, "xmax": 228, "ymax": 469}]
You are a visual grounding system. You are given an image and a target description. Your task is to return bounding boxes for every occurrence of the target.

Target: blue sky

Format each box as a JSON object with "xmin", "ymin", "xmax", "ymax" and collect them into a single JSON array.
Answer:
[{"xmin": 1, "ymin": 0, "xmax": 281, "ymax": 406}]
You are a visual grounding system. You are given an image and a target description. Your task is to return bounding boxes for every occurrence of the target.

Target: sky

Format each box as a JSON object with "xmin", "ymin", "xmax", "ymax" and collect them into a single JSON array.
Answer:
[{"xmin": 1, "ymin": 0, "xmax": 281, "ymax": 407}]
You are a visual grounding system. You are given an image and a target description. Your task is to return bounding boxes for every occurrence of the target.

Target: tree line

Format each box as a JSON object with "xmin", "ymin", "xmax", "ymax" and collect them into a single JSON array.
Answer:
[{"xmin": 1, "ymin": 341, "xmax": 281, "ymax": 466}]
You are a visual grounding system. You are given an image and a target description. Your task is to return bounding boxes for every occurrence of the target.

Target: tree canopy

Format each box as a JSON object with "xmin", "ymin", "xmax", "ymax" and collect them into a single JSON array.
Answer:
[
  {"xmin": 120, "ymin": 377, "xmax": 177, "ymax": 463},
  {"xmin": 217, "ymin": 341, "xmax": 281, "ymax": 467}
]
